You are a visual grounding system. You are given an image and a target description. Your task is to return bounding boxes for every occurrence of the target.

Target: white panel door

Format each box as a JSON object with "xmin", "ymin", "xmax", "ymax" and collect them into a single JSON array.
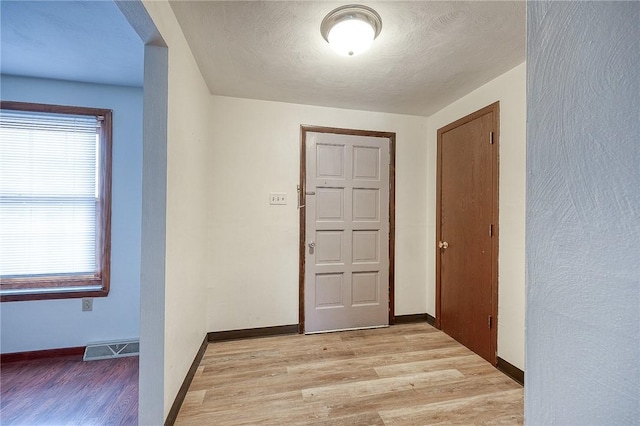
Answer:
[{"xmin": 305, "ymin": 132, "xmax": 390, "ymax": 333}]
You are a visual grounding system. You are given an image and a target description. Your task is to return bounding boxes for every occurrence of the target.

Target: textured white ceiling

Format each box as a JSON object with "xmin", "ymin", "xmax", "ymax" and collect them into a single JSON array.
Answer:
[
  {"xmin": 1, "ymin": 1, "xmax": 525, "ymax": 116},
  {"xmin": 0, "ymin": 0, "xmax": 143, "ymax": 87},
  {"xmin": 169, "ymin": 1, "xmax": 525, "ymax": 116}
]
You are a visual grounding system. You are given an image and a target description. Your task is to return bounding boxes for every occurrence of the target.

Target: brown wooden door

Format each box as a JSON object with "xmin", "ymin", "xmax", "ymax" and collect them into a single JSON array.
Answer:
[{"xmin": 436, "ymin": 103, "xmax": 498, "ymax": 365}]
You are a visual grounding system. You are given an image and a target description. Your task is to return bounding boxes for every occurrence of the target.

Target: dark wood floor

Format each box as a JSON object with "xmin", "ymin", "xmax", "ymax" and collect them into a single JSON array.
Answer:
[{"xmin": 0, "ymin": 355, "xmax": 138, "ymax": 425}]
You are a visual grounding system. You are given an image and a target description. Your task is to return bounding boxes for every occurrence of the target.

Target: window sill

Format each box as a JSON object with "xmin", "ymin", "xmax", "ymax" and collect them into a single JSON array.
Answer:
[
  {"xmin": 0, "ymin": 277, "xmax": 109, "ymax": 302},
  {"xmin": 1, "ymin": 287, "xmax": 109, "ymax": 302}
]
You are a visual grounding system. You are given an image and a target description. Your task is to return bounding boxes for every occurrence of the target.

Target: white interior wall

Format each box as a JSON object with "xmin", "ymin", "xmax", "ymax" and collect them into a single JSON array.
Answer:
[
  {"xmin": 207, "ymin": 96, "xmax": 429, "ymax": 332},
  {"xmin": 0, "ymin": 75, "xmax": 142, "ymax": 354},
  {"xmin": 427, "ymin": 63, "xmax": 526, "ymax": 369},
  {"xmin": 141, "ymin": 1, "xmax": 210, "ymax": 420}
]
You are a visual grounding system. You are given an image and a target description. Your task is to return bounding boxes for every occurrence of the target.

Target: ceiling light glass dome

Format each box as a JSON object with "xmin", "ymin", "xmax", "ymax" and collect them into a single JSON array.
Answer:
[{"xmin": 321, "ymin": 5, "xmax": 382, "ymax": 57}]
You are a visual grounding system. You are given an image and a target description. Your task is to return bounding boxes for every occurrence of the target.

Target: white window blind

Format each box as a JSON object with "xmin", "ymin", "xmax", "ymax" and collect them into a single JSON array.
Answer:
[{"xmin": 0, "ymin": 109, "xmax": 99, "ymax": 278}]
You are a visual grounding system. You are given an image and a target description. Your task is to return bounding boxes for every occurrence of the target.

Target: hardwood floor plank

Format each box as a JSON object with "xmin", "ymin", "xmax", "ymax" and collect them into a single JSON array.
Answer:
[
  {"xmin": 199, "ymin": 366, "xmax": 381, "ymax": 401},
  {"xmin": 322, "ymin": 377, "xmax": 520, "ymax": 419},
  {"xmin": 180, "ymin": 389, "xmax": 206, "ymax": 411},
  {"xmin": 301, "ymin": 370, "xmax": 465, "ymax": 400},
  {"xmin": 287, "ymin": 346, "xmax": 471, "ymax": 375},
  {"xmin": 0, "ymin": 356, "xmax": 138, "ymax": 425},
  {"xmin": 307, "ymin": 411, "xmax": 385, "ymax": 426},
  {"xmin": 176, "ymin": 394, "xmax": 326, "ymax": 425},
  {"xmin": 373, "ymin": 354, "xmax": 479, "ymax": 377},
  {"xmin": 378, "ymin": 388, "xmax": 524, "ymax": 425},
  {"xmin": 175, "ymin": 323, "xmax": 523, "ymax": 425},
  {"xmin": 349, "ymin": 336, "xmax": 460, "ymax": 357},
  {"xmin": 197, "ymin": 389, "xmax": 305, "ymax": 415},
  {"xmin": 189, "ymin": 365, "xmax": 289, "ymax": 390}
]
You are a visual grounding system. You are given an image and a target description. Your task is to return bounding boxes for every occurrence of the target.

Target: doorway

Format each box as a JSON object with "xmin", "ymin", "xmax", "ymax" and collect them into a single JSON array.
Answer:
[
  {"xmin": 436, "ymin": 103, "xmax": 499, "ymax": 364},
  {"xmin": 299, "ymin": 126, "xmax": 396, "ymax": 333}
]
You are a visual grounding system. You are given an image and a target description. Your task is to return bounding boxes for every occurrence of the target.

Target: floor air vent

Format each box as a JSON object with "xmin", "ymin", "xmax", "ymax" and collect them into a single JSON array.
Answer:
[{"xmin": 83, "ymin": 340, "xmax": 139, "ymax": 361}]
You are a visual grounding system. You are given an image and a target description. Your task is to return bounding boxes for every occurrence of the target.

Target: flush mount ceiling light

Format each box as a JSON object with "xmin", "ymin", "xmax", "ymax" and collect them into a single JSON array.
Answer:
[{"xmin": 320, "ymin": 4, "xmax": 382, "ymax": 57}]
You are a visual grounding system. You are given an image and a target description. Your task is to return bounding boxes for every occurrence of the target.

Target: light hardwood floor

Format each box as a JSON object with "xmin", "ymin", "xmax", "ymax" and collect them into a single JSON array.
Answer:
[{"xmin": 176, "ymin": 323, "xmax": 523, "ymax": 425}]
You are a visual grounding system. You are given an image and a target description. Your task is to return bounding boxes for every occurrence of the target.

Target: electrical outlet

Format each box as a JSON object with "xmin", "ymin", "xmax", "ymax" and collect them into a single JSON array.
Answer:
[
  {"xmin": 82, "ymin": 297, "xmax": 93, "ymax": 312},
  {"xmin": 269, "ymin": 192, "xmax": 287, "ymax": 205}
]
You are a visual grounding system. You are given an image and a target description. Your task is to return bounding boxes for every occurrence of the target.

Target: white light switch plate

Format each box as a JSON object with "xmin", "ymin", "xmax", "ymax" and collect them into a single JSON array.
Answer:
[{"xmin": 270, "ymin": 192, "xmax": 287, "ymax": 205}]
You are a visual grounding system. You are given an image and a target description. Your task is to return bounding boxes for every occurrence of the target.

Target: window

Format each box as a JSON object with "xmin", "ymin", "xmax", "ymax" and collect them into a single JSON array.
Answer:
[{"xmin": 0, "ymin": 101, "xmax": 112, "ymax": 302}]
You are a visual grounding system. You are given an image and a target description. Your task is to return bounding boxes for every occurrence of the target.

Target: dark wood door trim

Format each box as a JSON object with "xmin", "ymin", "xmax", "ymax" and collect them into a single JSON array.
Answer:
[
  {"xmin": 299, "ymin": 125, "xmax": 396, "ymax": 333},
  {"xmin": 435, "ymin": 102, "xmax": 499, "ymax": 365}
]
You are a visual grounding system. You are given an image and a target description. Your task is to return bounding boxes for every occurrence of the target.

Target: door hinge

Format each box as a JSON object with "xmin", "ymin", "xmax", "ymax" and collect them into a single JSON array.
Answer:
[
  {"xmin": 488, "ymin": 315, "xmax": 492, "ymax": 328},
  {"xmin": 489, "ymin": 224, "xmax": 493, "ymax": 237},
  {"xmin": 490, "ymin": 131, "xmax": 494, "ymax": 145}
]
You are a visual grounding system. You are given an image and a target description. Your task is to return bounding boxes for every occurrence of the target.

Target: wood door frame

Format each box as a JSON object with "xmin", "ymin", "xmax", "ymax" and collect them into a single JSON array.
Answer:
[
  {"xmin": 299, "ymin": 125, "xmax": 396, "ymax": 333},
  {"xmin": 435, "ymin": 102, "xmax": 499, "ymax": 365}
]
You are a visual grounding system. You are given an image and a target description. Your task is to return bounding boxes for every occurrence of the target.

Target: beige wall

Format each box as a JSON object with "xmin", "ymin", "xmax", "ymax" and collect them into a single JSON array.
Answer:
[
  {"xmin": 204, "ymin": 64, "xmax": 526, "ymax": 368},
  {"xmin": 207, "ymin": 96, "xmax": 429, "ymax": 332},
  {"xmin": 142, "ymin": 1, "xmax": 210, "ymax": 419},
  {"xmin": 427, "ymin": 62, "xmax": 526, "ymax": 369}
]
